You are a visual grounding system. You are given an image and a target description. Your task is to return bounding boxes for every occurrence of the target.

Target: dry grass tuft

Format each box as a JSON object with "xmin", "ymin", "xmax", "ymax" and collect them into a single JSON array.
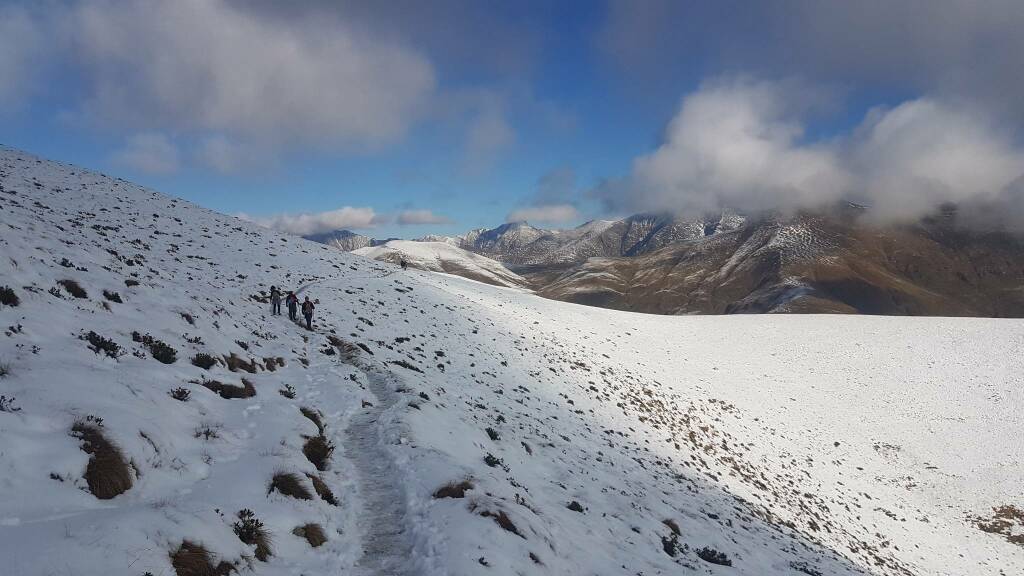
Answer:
[
  {"xmin": 222, "ymin": 353, "xmax": 257, "ymax": 374},
  {"xmin": 306, "ymin": 473, "xmax": 338, "ymax": 506},
  {"xmin": 299, "ymin": 407, "xmax": 325, "ymax": 435},
  {"xmin": 269, "ymin": 472, "xmax": 312, "ymax": 500},
  {"xmin": 292, "ymin": 523, "xmax": 327, "ymax": 548},
  {"xmin": 303, "ymin": 435, "xmax": 334, "ymax": 471},
  {"xmin": 70, "ymin": 422, "xmax": 133, "ymax": 499},
  {"xmin": 169, "ymin": 541, "xmax": 235, "ymax": 576},
  {"xmin": 478, "ymin": 509, "xmax": 524, "ymax": 538},
  {"xmin": 198, "ymin": 378, "xmax": 255, "ymax": 399},
  {"xmin": 433, "ymin": 480, "xmax": 474, "ymax": 499}
]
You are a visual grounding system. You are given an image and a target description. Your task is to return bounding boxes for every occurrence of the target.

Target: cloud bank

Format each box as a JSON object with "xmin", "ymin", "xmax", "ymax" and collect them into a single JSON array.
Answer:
[
  {"xmin": 241, "ymin": 207, "xmax": 383, "ymax": 236},
  {"xmin": 396, "ymin": 209, "xmax": 452, "ymax": 225},
  {"xmin": 599, "ymin": 78, "xmax": 1024, "ymax": 226}
]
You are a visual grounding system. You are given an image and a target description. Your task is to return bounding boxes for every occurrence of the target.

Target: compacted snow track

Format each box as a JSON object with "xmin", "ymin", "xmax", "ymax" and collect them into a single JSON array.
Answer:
[{"xmin": 344, "ymin": 357, "xmax": 415, "ymax": 576}]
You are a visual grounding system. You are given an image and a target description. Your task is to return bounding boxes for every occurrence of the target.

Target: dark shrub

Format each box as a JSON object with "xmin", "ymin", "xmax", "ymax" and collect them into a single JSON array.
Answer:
[
  {"xmin": 124, "ymin": 278, "xmax": 139, "ymax": 287},
  {"xmin": 102, "ymin": 290, "xmax": 122, "ymax": 303},
  {"xmin": 170, "ymin": 387, "xmax": 191, "ymax": 402},
  {"xmin": 485, "ymin": 427, "xmax": 500, "ymax": 441},
  {"xmin": 223, "ymin": 353, "xmax": 256, "ymax": 373},
  {"xmin": 696, "ymin": 547, "xmax": 732, "ymax": 566},
  {"xmin": 83, "ymin": 331, "xmax": 123, "ymax": 358},
  {"xmin": 149, "ymin": 340, "xmax": 178, "ymax": 364},
  {"xmin": 191, "ymin": 353, "xmax": 217, "ymax": 370},
  {"xmin": 58, "ymin": 279, "xmax": 87, "ymax": 298},
  {"xmin": 233, "ymin": 509, "xmax": 272, "ymax": 562},
  {"xmin": 567, "ymin": 500, "xmax": 584, "ymax": 513},
  {"xmin": 0, "ymin": 286, "xmax": 18, "ymax": 307},
  {"xmin": 278, "ymin": 384, "xmax": 296, "ymax": 399}
]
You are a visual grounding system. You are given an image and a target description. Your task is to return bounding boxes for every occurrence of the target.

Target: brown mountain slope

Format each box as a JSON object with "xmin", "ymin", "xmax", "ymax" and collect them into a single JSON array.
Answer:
[{"xmin": 536, "ymin": 211, "xmax": 1024, "ymax": 316}]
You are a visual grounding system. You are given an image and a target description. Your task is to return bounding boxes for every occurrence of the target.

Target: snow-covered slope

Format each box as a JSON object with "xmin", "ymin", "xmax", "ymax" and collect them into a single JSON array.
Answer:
[
  {"xmin": 353, "ymin": 240, "xmax": 528, "ymax": 288},
  {"xmin": 1, "ymin": 146, "xmax": 1023, "ymax": 576}
]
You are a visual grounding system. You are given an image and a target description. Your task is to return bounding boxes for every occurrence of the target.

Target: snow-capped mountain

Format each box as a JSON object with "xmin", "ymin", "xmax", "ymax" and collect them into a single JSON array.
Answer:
[
  {"xmin": 353, "ymin": 240, "xmax": 528, "ymax": 289},
  {"xmin": 538, "ymin": 209, "xmax": 1024, "ymax": 316},
  {"xmin": 303, "ymin": 229, "xmax": 391, "ymax": 252},
  {"xmin": 4, "ymin": 146, "xmax": 1021, "ymax": 576}
]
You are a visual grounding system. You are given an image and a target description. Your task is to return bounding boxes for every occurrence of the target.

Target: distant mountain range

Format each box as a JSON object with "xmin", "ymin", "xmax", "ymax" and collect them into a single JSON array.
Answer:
[{"xmin": 306, "ymin": 207, "xmax": 1024, "ymax": 317}]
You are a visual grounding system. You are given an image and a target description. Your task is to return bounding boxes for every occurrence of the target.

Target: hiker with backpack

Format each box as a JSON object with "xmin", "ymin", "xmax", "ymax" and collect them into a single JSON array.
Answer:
[
  {"xmin": 301, "ymin": 296, "xmax": 315, "ymax": 330},
  {"xmin": 270, "ymin": 286, "xmax": 282, "ymax": 315},
  {"xmin": 286, "ymin": 291, "xmax": 299, "ymax": 321}
]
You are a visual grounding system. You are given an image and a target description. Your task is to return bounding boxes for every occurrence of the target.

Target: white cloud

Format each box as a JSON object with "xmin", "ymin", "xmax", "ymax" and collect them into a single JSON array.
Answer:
[
  {"xmin": 66, "ymin": 0, "xmax": 436, "ymax": 151},
  {"xmin": 624, "ymin": 77, "xmax": 848, "ymax": 215},
  {"xmin": 112, "ymin": 132, "xmax": 180, "ymax": 174},
  {"xmin": 241, "ymin": 207, "xmax": 382, "ymax": 235},
  {"xmin": 507, "ymin": 204, "xmax": 580, "ymax": 224},
  {"xmin": 608, "ymin": 77, "xmax": 1024, "ymax": 225},
  {"xmin": 0, "ymin": 5, "xmax": 46, "ymax": 107},
  {"xmin": 396, "ymin": 209, "xmax": 452, "ymax": 225}
]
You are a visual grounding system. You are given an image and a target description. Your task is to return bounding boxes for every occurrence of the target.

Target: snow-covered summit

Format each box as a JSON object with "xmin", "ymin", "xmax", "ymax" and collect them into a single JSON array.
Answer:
[
  {"xmin": 0, "ymin": 146, "xmax": 1022, "ymax": 575},
  {"xmin": 353, "ymin": 240, "xmax": 528, "ymax": 288}
]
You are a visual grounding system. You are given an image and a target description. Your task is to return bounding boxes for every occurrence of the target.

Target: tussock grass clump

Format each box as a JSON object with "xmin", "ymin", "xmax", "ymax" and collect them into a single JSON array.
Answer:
[
  {"xmin": 292, "ymin": 523, "xmax": 327, "ymax": 548},
  {"xmin": 278, "ymin": 384, "xmax": 296, "ymax": 399},
  {"xmin": 478, "ymin": 509, "xmax": 524, "ymax": 538},
  {"xmin": 299, "ymin": 407, "xmax": 325, "ymax": 435},
  {"xmin": 71, "ymin": 421, "xmax": 133, "ymax": 499},
  {"xmin": 0, "ymin": 285, "xmax": 19, "ymax": 307},
  {"xmin": 191, "ymin": 353, "xmax": 217, "ymax": 370},
  {"xmin": 197, "ymin": 378, "xmax": 255, "ymax": 400},
  {"xmin": 222, "ymin": 353, "xmax": 257, "ymax": 374},
  {"xmin": 170, "ymin": 387, "xmax": 191, "ymax": 402},
  {"xmin": 124, "ymin": 278, "xmax": 139, "ymax": 287},
  {"xmin": 169, "ymin": 541, "xmax": 235, "ymax": 576},
  {"xmin": 302, "ymin": 435, "xmax": 334, "ymax": 471},
  {"xmin": 57, "ymin": 279, "xmax": 88, "ymax": 298},
  {"xmin": 269, "ymin": 472, "xmax": 312, "ymax": 500},
  {"xmin": 433, "ymin": 480, "xmax": 474, "ymax": 499},
  {"xmin": 306, "ymin": 473, "xmax": 338, "ymax": 506},
  {"xmin": 233, "ymin": 509, "xmax": 272, "ymax": 562}
]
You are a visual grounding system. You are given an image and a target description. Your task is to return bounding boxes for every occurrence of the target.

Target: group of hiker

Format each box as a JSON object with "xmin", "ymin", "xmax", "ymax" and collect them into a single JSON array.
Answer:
[{"xmin": 269, "ymin": 286, "xmax": 315, "ymax": 329}]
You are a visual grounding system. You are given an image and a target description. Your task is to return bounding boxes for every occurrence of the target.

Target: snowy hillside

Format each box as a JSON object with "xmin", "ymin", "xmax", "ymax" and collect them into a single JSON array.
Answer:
[
  {"xmin": 353, "ymin": 240, "xmax": 528, "ymax": 289},
  {"xmin": 1, "ymin": 146, "xmax": 1023, "ymax": 576}
]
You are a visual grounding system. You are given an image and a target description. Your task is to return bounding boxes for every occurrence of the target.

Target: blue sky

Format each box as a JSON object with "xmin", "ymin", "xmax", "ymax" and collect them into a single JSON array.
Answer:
[{"xmin": 3, "ymin": 1, "xmax": 1024, "ymax": 237}]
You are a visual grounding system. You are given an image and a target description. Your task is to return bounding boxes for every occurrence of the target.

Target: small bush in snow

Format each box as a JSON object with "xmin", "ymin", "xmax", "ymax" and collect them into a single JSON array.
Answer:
[
  {"xmin": 0, "ymin": 286, "xmax": 18, "ymax": 307},
  {"xmin": 134, "ymin": 332, "xmax": 178, "ymax": 364},
  {"xmin": 696, "ymin": 547, "xmax": 732, "ymax": 566},
  {"xmin": 82, "ymin": 331, "xmax": 123, "ymax": 359},
  {"xmin": 169, "ymin": 387, "xmax": 191, "ymax": 402},
  {"xmin": 278, "ymin": 384, "xmax": 296, "ymax": 399},
  {"xmin": 102, "ymin": 290, "xmax": 122, "ymax": 303},
  {"xmin": 567, "ymin": 500, "xmax": 585, "ymax": 513},
  {"xmin": 485, "ymin": 427, "xmax": 500, "ymax": 441},
  {"xmin": 483, "ymin": 453, "xmax": 509, "ymax": 471},
  {"xmin": 71, "ymin": 420, "xmax": 133, "ymax": 499},
  {"xmin": 57, "ymin": 279, "xmax": 87, "ymax": 299},
  {"xmin": 190, "ymin": 353, "xmax": 217, "ymax": 370},
  {"xmin": 303, "ymin": 435, "xmax": 334, "ymax": 471},
  {"xmin": 123, "ymin": 278, "xmax": 139, "ymax": 287},
  {"xmin": 0, "ymin": 395, "xmax": 21, "ymax": 412},
  {"xmin": 0, "ymin": 362, "xmax": 10, "ymax": 378},
  {"xmin": 233, "ymin": 509, "xmax": 272, "ymax": 562}
]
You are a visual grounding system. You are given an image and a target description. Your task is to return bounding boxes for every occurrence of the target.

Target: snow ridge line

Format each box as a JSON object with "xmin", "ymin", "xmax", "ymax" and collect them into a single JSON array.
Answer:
[{"xmin": 343, "ymin": 355, "xmax": 416, "ymax": 576}]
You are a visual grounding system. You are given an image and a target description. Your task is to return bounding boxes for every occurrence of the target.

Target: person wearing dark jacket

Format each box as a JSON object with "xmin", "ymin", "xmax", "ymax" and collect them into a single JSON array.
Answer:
[
  {"xmin": 270, "ymin": 286, "xmax": 282, "ymax": 315},
  {"xmin": 285, "ymin": 291, "xmax": 298, "ymax": 321},
  {"xmin": 301, "ymin": 296, "xmax": 315, "ymax": 330}
]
